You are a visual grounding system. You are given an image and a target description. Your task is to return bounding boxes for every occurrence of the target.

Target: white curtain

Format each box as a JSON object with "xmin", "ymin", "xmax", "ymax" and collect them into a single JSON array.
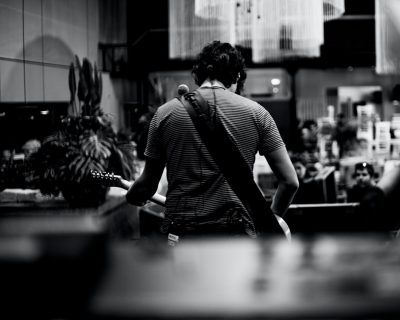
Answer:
[
  {"xmin": 169, "ymin": 0, "xmax": 344, "ymax": 62},
  {"xmin": 251, "ymin": 0, "xmax": 324, "ymax": 63},
  {"xmin": 375, "ymin": 0, "xmax": 400, "ymax": 74},
  {"xmin": 169, "ymin": 0, "xmax": 234, "ymax": 59}
]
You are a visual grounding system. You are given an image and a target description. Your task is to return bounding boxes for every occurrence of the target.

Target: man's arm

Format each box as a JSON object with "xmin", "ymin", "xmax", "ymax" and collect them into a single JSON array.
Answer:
[
  {"xmin": 126, "ymin": 157, "xmax": 166, "ymax": 206},
  {"xmin": 265, "ymin": 147, "xmax": 299, "ymax": 216}
]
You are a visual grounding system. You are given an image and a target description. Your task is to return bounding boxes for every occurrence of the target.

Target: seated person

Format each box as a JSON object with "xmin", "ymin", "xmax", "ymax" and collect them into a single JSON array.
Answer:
[
  {"xmin": 301, "ymin": 120, "xmax": 319, "ymax": 151},
  {"xmin": 347, "ymin": 162, "xmax": 380, "ymax": 203},
  {"xmin": 292, "ymin": 154, "xmax": 308, "ymax": 182},
  {"xmin": 350, "ymin": 161, "xmax": 400, "ymax": 233},
  {"xmin": 291, "ymin": 154, "xmax": 321, "ymax": 204}
]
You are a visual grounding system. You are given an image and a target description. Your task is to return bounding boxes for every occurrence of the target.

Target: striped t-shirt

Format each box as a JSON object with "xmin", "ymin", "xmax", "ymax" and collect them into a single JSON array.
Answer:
[{"xmin": 145, "ymin": 86, "xmax": 285, "ymax": 237}]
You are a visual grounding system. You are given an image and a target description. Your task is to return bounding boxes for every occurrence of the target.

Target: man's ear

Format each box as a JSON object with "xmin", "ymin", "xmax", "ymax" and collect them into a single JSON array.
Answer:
[{"xmin": 236, "ymin": 72, "xmax": 240, "ymax": 83}]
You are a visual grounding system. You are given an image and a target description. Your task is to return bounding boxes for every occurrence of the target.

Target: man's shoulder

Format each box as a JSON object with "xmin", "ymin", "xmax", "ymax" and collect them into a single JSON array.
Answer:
[
  {"xmin": 226, "ymin": 91, "xmax": 261, "ymax": 108},
  {"xmin": 160, "ymin": 98, "xmax": 181, "ymax": 109},
  {"xmin": 155, "ymin": 98, "xmax": 182, "ymax": 115}
]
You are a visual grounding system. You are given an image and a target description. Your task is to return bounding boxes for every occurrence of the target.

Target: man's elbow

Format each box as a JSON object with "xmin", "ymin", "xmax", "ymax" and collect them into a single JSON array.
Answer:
[{"xmin": 285, "ymin": 176, "xmax": 299, "ymax": 192}]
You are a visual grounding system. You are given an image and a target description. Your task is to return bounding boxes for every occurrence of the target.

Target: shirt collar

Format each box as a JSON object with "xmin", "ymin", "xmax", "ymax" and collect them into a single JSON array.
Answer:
[{"xmin": 200, "ymin": 80, "xmax": 226, "ymax": 89}]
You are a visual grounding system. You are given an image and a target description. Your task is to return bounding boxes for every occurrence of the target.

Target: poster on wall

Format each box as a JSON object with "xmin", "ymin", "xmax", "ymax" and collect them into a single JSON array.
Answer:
[
  {"xmin": 375, "ymin": 121, "xmax": 391, "ymax": 155},
  {"xmin": 356, "ymin": 104, "xmax": 374, "ymax": 141}
]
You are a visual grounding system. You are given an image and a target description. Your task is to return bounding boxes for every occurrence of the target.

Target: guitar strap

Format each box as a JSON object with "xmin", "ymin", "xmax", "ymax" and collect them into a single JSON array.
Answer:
[{"xmin": 179, "ymin": 90, "xmax": 283, "ymax": 236}]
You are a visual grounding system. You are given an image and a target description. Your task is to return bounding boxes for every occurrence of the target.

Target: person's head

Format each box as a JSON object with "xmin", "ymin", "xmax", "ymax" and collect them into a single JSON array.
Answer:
[
  {"xmin": 291, "ymin": 154, "xmax": 307, "ymax": 180},
  {"xmin": 306, "ymin": 162, "xmax": 322, "ymax": 179},
  {"xmin": 302, "ymin": 119, "xmax": 318, "ymax": 132},
  {"xmin": 191, "ymin": 41, "xmax": 247, "ymax": 92},
  {"xmin": 353, "ymin": 162, "xmax": 375, "ymax": 188},
  {"xmin": 300, "ymin": 119, "xmax": 318, "ymax": 151}
]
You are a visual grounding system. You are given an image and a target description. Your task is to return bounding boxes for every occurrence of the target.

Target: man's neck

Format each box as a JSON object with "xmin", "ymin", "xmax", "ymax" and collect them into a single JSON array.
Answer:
[{"xmin": 200, "ymin": 79, "xmax": 226, "ymax": 89}]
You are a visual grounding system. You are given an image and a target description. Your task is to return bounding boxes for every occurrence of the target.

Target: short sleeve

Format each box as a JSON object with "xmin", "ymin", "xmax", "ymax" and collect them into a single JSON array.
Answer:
[
  {"xmin": 257, "ymin": 107, "xmax": 285, "ymax": 156},
  {"xmin": 144, "ymin": 110, "xmax": 164, "ymax": 160}
]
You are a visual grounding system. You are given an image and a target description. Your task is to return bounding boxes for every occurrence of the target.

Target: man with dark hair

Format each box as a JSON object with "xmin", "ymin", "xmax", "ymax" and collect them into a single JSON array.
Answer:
[
  {"xmin": 347, "ymin": 162, "xmax": 379, "ymax": 203},
  {"xmin": 348, "ymin": 161, "xmax": 400, "ymax": 233},
  {"xmin": 346, "ymin": 161, "xmax": 399, "ymax": 232},
  {"xmin": 126, "ymin": 41, "xmax": 298, "ymax": 238}
]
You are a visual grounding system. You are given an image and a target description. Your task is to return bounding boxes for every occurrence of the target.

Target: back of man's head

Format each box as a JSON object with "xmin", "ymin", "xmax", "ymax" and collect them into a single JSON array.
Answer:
[{"xmin": 191, "ymin": 41, "xmax": 246, "ymax": 89}]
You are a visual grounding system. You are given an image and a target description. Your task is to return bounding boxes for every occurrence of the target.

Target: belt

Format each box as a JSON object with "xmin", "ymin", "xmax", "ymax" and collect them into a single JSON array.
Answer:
[{"xmin": 165, "ymin": 219, "xmax": 246, "ymax": 245}]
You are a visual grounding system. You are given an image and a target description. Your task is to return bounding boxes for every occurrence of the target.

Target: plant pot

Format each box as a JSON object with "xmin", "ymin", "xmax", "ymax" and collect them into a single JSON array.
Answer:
[{"xmin": 61, "ymin": 181, "xmax": 109, "ymax": 208}]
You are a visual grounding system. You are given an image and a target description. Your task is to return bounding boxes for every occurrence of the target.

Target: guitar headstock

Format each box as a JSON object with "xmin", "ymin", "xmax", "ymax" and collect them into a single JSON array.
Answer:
[{"xmin": 89, "ymin": 170, "xmax": 124, "ymax": 188}]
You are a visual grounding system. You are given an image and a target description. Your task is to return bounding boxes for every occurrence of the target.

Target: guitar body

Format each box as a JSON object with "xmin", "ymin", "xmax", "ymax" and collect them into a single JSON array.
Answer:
[{"xmin": 90, "ymin": 170, "xmax": 291, "ymax": 241}]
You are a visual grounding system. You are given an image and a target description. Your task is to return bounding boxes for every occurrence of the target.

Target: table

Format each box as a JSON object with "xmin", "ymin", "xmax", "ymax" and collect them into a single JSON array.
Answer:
[
  {"xmin": 88, "ymin": 234, "xmax": 400, "ymax": 319},
  {"xmin": 0, "ymin": 187, "xmax": 141, "ymax": 239}
]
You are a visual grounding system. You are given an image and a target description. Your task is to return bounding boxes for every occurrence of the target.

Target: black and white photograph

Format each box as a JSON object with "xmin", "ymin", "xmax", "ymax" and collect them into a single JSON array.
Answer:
[{"xmin": 1, "ymin": 0, "xmax": 400, "ymax": 319}]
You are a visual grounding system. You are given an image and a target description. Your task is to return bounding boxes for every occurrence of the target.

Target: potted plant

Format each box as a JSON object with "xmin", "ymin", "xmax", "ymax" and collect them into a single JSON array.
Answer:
[{"xmin": 33, "ymin": 56, "xmax": 137, "ymax": 207}]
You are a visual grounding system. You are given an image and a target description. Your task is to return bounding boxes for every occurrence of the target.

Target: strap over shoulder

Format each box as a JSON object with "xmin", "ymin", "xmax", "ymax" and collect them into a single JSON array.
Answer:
[
  {"xmin": 183, "ymin": 90, "xmax": 212, "ymax": 119},
  {"xmin": 178, "ymin": 90, "xmax": 285, "ymax": 237},
  {"xmin": 179, "ymin": 90, "xmax": 216, "ymax": 131}
]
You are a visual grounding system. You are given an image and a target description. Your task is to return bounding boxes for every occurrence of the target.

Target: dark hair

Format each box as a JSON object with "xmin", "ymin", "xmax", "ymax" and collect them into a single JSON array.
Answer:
[
  {"xmin": 191, "ymin": 41, "xmax": 247, "ymax": 88},
  {"xmin": 354, "ymin": 162, "xmax": 374, "ymax": 176},
  {"xmin": 290, "ymin": 153, "xmax": 307, "ymax": 167},
  {"xmin": 302, "ymin": 119, "xmax": 318, "ymax": 130}
]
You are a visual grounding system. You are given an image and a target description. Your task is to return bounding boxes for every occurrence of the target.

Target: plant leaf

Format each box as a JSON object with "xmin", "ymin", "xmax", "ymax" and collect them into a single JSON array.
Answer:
[
  {"xmin": 82, "ymin": 58, "xmax": 94, "ymax": 112},
  {"xmin": 76, "ymin": 55, "xmax": 88, "ymax": 109},
  {"xmin": 68, "ymin": 62, "xmax": 77, "ymax": 115}
]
